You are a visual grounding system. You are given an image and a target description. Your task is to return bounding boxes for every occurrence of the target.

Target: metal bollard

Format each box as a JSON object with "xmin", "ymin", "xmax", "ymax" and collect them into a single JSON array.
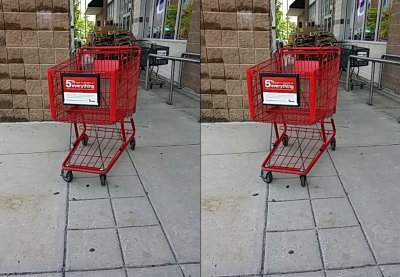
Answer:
[
  {"xmin": 145, "ymin": 56, "xmax": 150, "ymax": 91},
  {"xmin": 168, "ymin": 60, "xmax": 176, "ymax": 105},
  {"xmin": 378, "ymin": 61, "xmax": 384, "ymax": 90},
  {"xmin": 346, "ymin": 58, "xmax": 351, "ymax": 91},
  {"xmin": 367, "ymin": 61, "xmax": 375, "ymax": 106}
]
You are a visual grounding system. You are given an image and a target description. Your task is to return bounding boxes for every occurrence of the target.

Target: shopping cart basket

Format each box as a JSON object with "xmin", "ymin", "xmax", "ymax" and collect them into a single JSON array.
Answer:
[
  {"xmin": 246, "ymin": 47, "xmax": 341, "ymax": 187},
  {"xmin": 47, "ymin": 46, "xmax": 141, "ymax": 186},
  {"xmin": 138, "ymin": 40, "xmax": 169, "ymax": 89},
  {"xmin": 336, "ymin": 43, "xmax": 369, "ymax": 89}
]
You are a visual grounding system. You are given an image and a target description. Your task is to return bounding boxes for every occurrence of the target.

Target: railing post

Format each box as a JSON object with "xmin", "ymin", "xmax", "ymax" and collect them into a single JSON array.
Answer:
[
  {"xmin": 178, "ymin": 54, "xmax": 184, "ymax": 89},
  {"xmin": 368, "ymin": 61, "xmax": 375, "ymax": 106},
  {"xmin": 378, "ymin": 56, "xmax": 384, "ymax": 90},
  {"xmin": 168, "ymin": 60, "xmax": 176, "ymax": 105},
  {"xmin": 145, "ymin": 55, "xmax": 150, "ymax": 91},
  {"xmin": 346, "ymin": 57, "xmax": 351, "ymax": 91}
]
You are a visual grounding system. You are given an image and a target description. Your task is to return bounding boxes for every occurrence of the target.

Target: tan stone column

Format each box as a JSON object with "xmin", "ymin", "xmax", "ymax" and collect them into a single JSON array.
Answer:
[
  {"xmin": 200, "ymin": 0, "xmax": 272, "ymax": 122},
  {"xmin": 0, "ymin": 0, "xmax": 71, "ymax": 122}
]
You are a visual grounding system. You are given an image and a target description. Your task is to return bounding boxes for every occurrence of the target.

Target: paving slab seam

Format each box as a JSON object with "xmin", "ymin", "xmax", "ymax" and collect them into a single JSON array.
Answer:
[
  {"xmin": 201, "ymin": 150, "xmax": 269, "ymax": 157},
  {"xmin": 327, "ymin": 150, "xmax": 384, "ymax": 277},
  {"xmin": 126, "ymin": 150, "xmax": 185, "ymax": 276},
  {"xmin": 62, "ymin": 266, "xmax": 126, "ymax": 273},
  {"xmin": 67, "ymin": 224, "xmax": 159, "ymax": 231},
  {"xmin": 260, "ymin": 125, "xmax": 280, "ymax": 275},
  {"xmin": 263, "ymin": 268, "xmax": 325, "ymax": 276},
  {"xmin": 259, "ymin": 180, "xmax": 270, "ymax": 275},
  {"xmin": 106, "ymin": 185, "xmax": 129, "ymax": 277},
  {"xmin": 69, "ymin": 196, "xmax": 145, "ymax": 202},
  {"xmin": 218, "ymin": 274, "xmax": 262, "ymax": 277},
  {"xmin": 177, "ymin": 262, "xmax": 200, "ymax": 277},
  {"xmin": 269, "ymin": 196, "xmax": 345, "ymax": 203},
  {"xmin": 0, "ymin": 262, "xmax": 201, "ymax": 276},
  {"xmin": 0, "ymin": 149, "xmax": 70, "ymax": 156},
  {"xmin": 378, "ymin": 262, "xmax": 400, "ymax": 266},
  {"xmin": 61, "ymin": 181, "xmax": 71, "ymax": 277},
  {"xmin": 0, "ymin": 271, "xmax": 61, "ymax": 276},
  {"xmin": 136, "ymin": 142, "xmax": 200, "ymax": 149},
  {"xmin": 179, "ymin": 265, "xmax": 191, "ymax": 277},
  {"xmin": 334, "ymin": 143, "xmax": 400, "ymax": 149},
  {"xmin": 325, "ymin": 264, "xmax": 379, "ymax": 271},
  {"xmin": 266, "ymin": 224, "xmax": 360, "ymax": 233},
  {"xmin": 307, "ymin": 183, "xmax": 327, "ymax": 277},
  {"xmin": 125, "ymin": 261, "xmax": 200, "ymax": 269}
]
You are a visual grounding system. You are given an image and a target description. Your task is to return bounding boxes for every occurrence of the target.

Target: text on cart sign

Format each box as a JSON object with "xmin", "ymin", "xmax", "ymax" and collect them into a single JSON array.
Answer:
[
  {"xmin": 260, "ymin": 73, "xmax": 299, "ymax": 107},
  {"xmin": 61, "ymin": 73, "xmax": 100, "ymax": 106}
]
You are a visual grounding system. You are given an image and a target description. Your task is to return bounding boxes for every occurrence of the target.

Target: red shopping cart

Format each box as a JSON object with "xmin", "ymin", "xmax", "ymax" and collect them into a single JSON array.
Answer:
[
  {"xmin": 246, "ymin": 47, "xmax": 341, "ymax": 187},
  {"xmin": 47, "ymin": 46, "xmax": 141, "ymax": 186}
]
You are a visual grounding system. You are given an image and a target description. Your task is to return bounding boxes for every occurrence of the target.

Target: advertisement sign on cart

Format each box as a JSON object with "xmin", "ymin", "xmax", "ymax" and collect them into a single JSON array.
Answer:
[
  {"xmin": 61, "ymin": 73, "xmax": 100, "ymax": 106},
  {"xmin": 260, "ymin": 73, "xmax": 300, "ymax": 106}
]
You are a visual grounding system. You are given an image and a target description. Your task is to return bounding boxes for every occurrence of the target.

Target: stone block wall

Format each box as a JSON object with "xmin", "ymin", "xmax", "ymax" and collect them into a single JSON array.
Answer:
[
  {"xmin": 0, "ymin": 0, "xmax": 71, "ymax": 122},
  {"xmin": 382, "ymin": 1, "xmax": 400, "ymax": 95},
  {"xmin": 200, "ymin": 0, "xmax": 272, "ymax": 122}
]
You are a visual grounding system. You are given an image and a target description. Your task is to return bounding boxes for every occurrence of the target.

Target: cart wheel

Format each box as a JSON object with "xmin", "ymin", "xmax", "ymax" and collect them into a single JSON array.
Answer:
[
  {"xmin": 82, "ymin": 134, "xmax": 89, "ymax": 146},
  {"xmin": 300, "ymin": 175, "xmax": 307, "ymax": 187},
  {"xmin": 130, "ymin": 140, "xmax": 136, "ymax": 150},
  {"xmin": 61, "ymin": 170, "xmax": 73, "ymax": 183},
  {"xmin": 282, "ymin": 134, "xmax": 289, "ymax": 147},
  {"xmin": 261, "ymin": 171, "xmax": 273, "ymax": 184},
  {"xmin": 330, "ymin": 139, "xmax": 336, "ymax": 151},
  {"xmin": 100, "ymin": 174, "xmax": 107, "ymax": 186},
  {"xmin": 160, "ymin": 84, "xmax": 163, "ymax": 88},
  {"xmin": 360, "ymin": 84, "xmax": 364, "ymax": 89}
]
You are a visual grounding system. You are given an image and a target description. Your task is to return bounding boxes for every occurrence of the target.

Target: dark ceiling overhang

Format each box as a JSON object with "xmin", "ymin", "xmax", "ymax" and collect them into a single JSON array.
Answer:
[
  {"xmin": 85, "ymin": 0, "xmax": 103, "ymax": 15},
  {"xmin": 287, "ymin": 0, "xmax": 305, "ymax": 16}
]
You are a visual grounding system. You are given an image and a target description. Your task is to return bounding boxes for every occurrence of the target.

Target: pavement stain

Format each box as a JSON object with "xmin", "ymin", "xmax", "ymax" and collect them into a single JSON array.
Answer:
[
  {"xmin": 0, "ymin": 193, "xmax": 50, "ymax": 211},
  {"xmin": 0, "ymin": 197, "xmax": 24, "ymax": 210},
  {"xmin": 324, "ymin": 216, "xmax": 337, "ymax": 227},
  {"xmin": 201, "ymin": 196, "xmax": 248, "ymax": 213}
]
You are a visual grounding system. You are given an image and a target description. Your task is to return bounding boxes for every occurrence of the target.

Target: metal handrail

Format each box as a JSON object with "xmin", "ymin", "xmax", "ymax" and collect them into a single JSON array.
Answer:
[
  {"xmin": 145, "ymin": 53, "xmax": 200, "ymax": 105},
  {"xmin": 346, "ymin": 55, "xmax": 400, "ymax": 105},
  {"xmin": 178, "ymin": 52, "xmax": 200, "ymax": 89},
  {"xmin": 378, "ymin": 54, "xmax": 400, "ymax": 89}
]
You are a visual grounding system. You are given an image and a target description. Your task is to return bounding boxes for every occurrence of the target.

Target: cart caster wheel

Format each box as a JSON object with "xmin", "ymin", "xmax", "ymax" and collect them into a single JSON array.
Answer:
[
  {"xmin": 261, "ymin": 171, "xmax": 273, "ymax": 184},
  {"xmin": 360, "ymin": 85, "xmax": 364, "ymax": 89},
  {"xmin": 100, "ymin": 174, "xmax": 107, "ymax": 186},
  {"xmin": 82, "ymin": 134, "xmax": 89, "ymax": 146},
  {"xmin": 282, "ymin": 134, "xmax": 289, "ymax": 147},
  {"xmin": 350, "ymin": 84, "xmax": 354, "ymax": 90},
  {"xmin": 150, "ymin": 84, "xmax": 153, "ymax": 89},
  {"xmin": 330, "ymin": 139, "xmax": 336, "ymax": 151},
  {"xmin": 160, "ymin": 84, "xmax": 163, "ymax": 88},
  {"xmin": 300, "ymin": 175, "xmax": 307, "ymax": 187},
  {"xmin": 61, "ymin": 170, "xmax": 73, "ymax": 183},
  {"xmin": 130, "ymin": 140, "xmax": 136, "ymax": 150}
]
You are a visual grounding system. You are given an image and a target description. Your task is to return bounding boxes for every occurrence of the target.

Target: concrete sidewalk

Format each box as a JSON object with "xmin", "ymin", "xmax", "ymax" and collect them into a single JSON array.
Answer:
[
  {"xmin": 201, "ymin": 85, "xmax": 400, "ymax": 277},
  {"xmin": 0, "ymin": 84, "xmax": 200, "ymax": 276}
]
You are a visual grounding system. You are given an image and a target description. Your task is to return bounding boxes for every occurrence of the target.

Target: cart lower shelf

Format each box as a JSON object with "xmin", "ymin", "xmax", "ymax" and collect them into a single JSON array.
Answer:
[
  {"xmin": 60, "ymin": 117, "xmax": 136, "ymax": 186},
  {"xmin": 260, "ymin": 118, "xmax": 336, "ymax": 187}
]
